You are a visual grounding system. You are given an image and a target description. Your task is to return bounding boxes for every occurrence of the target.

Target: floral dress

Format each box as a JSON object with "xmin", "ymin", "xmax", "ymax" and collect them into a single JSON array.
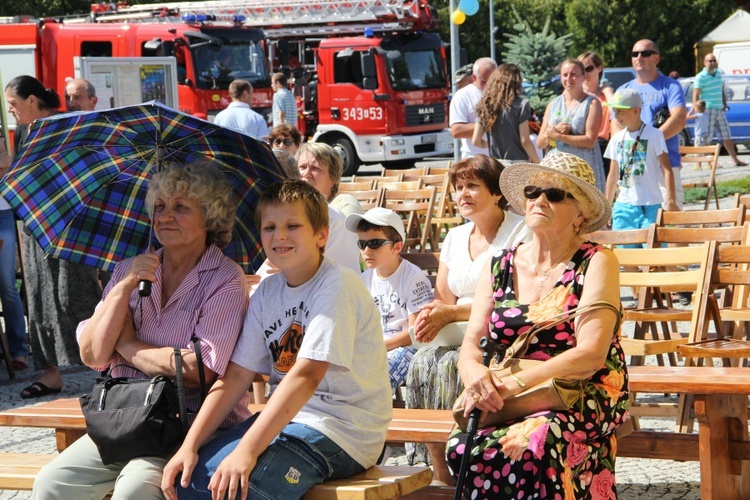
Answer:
[{"xmin": 446, "ymin": 242, "xmax": 629, "ymax": 500}]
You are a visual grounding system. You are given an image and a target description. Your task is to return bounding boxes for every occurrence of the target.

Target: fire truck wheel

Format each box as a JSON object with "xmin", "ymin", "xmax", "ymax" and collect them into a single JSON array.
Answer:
[
  {"xmin": 326, "ymin": 137, "xmax": 359, "ymax": 177},
  {"xmin": 382, "ymin": 159, "xmax": 417, "ymax": 170}
]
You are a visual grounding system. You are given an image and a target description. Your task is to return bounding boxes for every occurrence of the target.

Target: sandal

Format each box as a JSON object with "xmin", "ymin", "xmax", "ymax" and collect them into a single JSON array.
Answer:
[{"xmin": 20, "ymin": 381, "xmax": 62, "ymax": 399}]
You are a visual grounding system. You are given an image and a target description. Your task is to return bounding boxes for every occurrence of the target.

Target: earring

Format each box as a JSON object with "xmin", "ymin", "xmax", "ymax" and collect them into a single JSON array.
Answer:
[{"xmin": 573, "ymin": 224, "xmax": 581, "ymax": 234}]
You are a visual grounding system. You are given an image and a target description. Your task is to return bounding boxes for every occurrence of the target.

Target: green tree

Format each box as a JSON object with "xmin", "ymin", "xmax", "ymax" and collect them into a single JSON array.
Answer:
[
  {"xmin": 564, "ymin": 0, "xmax": 736, "ymax": 76},
  {"xmin": 501, "ymin": 9, "xmax": 572, "ymax": 114}
]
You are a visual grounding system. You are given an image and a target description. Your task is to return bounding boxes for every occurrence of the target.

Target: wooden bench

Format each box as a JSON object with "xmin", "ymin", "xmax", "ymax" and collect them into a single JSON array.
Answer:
[
  {"xmin": 1, "ymin": 366, "xmax": 748, "ymax": 499},
  {"xmin": 0, "ymin": 453, "xmax": 430, "ymax": 499},
  {"xmin": 0, "ymin": 400, "xmax": 431, "ymax": 498}
]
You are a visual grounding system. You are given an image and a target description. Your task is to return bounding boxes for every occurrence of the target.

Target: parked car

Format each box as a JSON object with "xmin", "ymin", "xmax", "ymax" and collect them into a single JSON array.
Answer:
[
  {"xmin": 602, "ymin": 67, "xmax": 636, "ymax": 91},
  {"xmin": 679, "ymin": 75, "xmax": 750, "ymax": 150}
]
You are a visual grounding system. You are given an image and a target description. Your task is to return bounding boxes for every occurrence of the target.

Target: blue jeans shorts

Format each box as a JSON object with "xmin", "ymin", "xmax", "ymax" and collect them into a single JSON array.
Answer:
[
  {"xmin": 612, "ymin": 202, "xmax": 660, "ymax": 247},
  {"xmin": 176, "ymin": 414, "xmax": 365, "ymax": 500}
]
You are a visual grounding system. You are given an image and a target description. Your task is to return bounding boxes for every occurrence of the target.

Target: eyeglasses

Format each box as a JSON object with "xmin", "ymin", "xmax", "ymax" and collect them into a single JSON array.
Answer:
[
  {"xmin": 273, "ymin": 138, "xmax": 294, "ymax": 147},
  {"xmin": 705, "ymin": 59, "xmax": 717, "ymax": 63},
  {"xmin": 523, "ymin": 185, "xmax": 574, "ymax": 203},
  {"xmin": 357, "ymin": 239, "xmax": 394, "ymax": 250},
  {"xmin": 583, "ymin": 64, "xmax": 596, "ymax": 73},
  {"xmin": 631, "ymin": 50, "xmax": 658, "ymax": 58}
]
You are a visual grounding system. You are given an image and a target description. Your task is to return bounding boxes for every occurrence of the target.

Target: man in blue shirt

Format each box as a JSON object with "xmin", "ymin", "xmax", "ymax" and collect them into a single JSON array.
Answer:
[
  {"xmin": 272, "ymin": 72, "xmax": 298, "ymax": 129},
  {"xmin": 693, "ymin": 53, "xmax": 747, "ymax": 167},
  {"xmin": 613, "ymin": 39, "xmax": 687, "ymax": 208}
]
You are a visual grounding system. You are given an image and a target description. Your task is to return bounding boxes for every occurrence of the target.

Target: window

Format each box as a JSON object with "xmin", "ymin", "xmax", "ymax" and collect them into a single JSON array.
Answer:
[
  {"xmin": 333, "ymin": 51, "xmax": 365, "ymax": 86},
  {"xmin": 80, "ymin": 41, "xmax": 112, "ymax": 58}
]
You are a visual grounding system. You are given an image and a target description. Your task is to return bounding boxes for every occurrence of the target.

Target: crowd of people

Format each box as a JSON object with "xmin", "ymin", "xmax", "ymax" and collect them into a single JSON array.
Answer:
[{"xmin": 0, "ymin": 35, "xmax": 745, "ymax": 500}]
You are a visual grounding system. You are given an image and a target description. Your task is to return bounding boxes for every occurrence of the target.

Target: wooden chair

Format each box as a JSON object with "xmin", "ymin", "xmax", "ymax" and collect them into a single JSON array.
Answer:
[
  {"xmin": 656, "ymin": 206, "xmax": 745, "ymax": 228},
  {"xmin": 382, "ymin": 166, "xmax": 426, "ymax": 177},
  {"xmin": 429, "ymin": 173, "xmax": 462, "ymax": 250},
  {"xmin": 376, "ymin": 179, "xmax": 423, "ymax": 191},
  {"xmin": 613, "ymin": 244, "xmax": 713, "ymax": 367},
  {"xmin": 380, "ymin": 187, "xmax": 437, "ymax": 252},
  {"xmin": 734, "ymin": 193, "xmax": 750, "ymax": 224},
  {"xmin": 401, "ymin": 173, "xmax": 446, "ymax": 189},
  {"xmin": 679, "ymin": 145, "xmax": 721, "ymax": 210},
  {"xmin": 584, "ymin": 226, "xmax": 655, "ymax": 248},
  {"xmin": 355, "ymin": 174, "xmax": 400, "ymax": 184},
  {"xmin": 345, "ymin": 189, "xmax": 382, "ymax": 211},
  {"xmin": 401, "ymin": 252, "xmax": 440, "ymax": 289},
  {"xmin": 681, "ymin": 240, "xmax": 750, "ymax": 366},
  {"xmin": 426, "ymin": 166, "xmax": 450, "ymax": 176},
  {"xmin": 338, "ymin": 179, "xmax": 374, "ymax": 191}
]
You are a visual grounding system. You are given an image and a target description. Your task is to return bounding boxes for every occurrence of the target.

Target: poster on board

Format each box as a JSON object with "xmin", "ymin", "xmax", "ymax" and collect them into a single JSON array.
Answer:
[{"xmin": 74, "ymin": 57, "xmax": 178, "ymax": 110}]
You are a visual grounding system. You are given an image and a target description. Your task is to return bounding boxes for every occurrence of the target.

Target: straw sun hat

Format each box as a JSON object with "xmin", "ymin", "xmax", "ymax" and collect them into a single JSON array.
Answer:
[{"xmin": 499, "ymin": 152, "xmax": 611, "ymax": 233}]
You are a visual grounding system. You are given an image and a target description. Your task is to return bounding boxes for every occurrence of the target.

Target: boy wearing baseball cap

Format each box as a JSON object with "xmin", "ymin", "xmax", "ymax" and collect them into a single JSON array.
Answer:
[
  {"xmin": 346, "ymin": 208, "xmax": 433, "ymax": 392},
  {"xmin": 604, "ymin": 88, "xmax": 678, "ymax": 238}
]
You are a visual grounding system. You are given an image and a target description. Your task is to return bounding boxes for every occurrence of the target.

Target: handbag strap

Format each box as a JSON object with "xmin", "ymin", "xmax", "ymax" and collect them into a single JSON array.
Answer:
[
  {"xmin": 192, "ymin": 336, "xmax": 207, "ymax": 401},
  {"xmin": 501, "ymin": 301, "xmax": 621, "ymax": 362},
  {"xmin": 174, "ymin": 348, "xmax": 188, "ymax": 432}
]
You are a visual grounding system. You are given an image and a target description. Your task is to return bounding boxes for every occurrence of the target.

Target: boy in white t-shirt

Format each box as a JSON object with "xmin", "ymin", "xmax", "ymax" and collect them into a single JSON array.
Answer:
[
  {"xmin": 162, "ymin": 180, "xmax": 391, "ymax": 500},
  {"xmin": 345, "ymin": 207, "xmax": 433, "ymax": 392},
  {"xmin": 605, "ymin": 89, "xmax": 678, "ymax": 237},
  {"xmin": 687, "ymin": 100, "xmax": 710, "ymax": 146}
]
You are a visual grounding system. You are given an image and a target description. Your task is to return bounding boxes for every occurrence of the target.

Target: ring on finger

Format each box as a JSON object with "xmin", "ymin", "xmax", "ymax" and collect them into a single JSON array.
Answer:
[{"xmin": 472, "ymin": 394, "xmax": 480, "ymax": 402}]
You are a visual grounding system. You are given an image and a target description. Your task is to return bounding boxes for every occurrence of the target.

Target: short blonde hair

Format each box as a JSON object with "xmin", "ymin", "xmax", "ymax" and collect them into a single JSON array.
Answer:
[
  {"xmin": 297, "ymin": 142, "xmax": 343, "ymax": 200},
  {"xmin": 146, "ymin": 161, "xmax": 237, "ymax": 248},
  {"xmin": 528, "ymin": 171, "xmax": 596, "ymax": 227}
]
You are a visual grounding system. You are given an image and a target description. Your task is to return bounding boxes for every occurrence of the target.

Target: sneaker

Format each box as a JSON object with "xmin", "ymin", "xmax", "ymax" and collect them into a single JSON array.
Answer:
[{"xmin": 677, "ymin": 292, "xmax": 692, "ymax": 306}]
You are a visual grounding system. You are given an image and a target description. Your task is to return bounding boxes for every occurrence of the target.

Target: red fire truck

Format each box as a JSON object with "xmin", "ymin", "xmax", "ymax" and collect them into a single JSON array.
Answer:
[{"xmin": 0, "ymin": 0, "xmax": 452, "ymax": 174}]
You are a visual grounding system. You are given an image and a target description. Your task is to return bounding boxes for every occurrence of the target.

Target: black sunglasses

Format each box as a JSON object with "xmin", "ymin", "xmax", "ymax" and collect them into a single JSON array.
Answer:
[
  {"xmin": 523, "ymin": 185, "xmax": 574, "ymax": 203},
  {"xmin": 583, "ymin": 64, "xmax": 596, "ymax": 73},
  {"xmin": 274, "ymin": 138, "xmax": 294, "ymax": 146},
  {"xmin": 631, "ymin": 50, "xmax": 658, "ymax": 58},
  {"xmin": 705, "ymin": 59, "xmax": 717, "ymax": 63},
  {"xmin": 357, "ymin": 239, "xmax": 394, "ymax": 250}
]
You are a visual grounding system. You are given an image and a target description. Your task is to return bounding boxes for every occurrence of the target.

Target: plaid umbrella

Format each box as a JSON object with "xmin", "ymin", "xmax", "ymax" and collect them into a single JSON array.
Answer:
[{"xmin": 2, "ymin": 101, "xmax": 285, "ymax": 274}]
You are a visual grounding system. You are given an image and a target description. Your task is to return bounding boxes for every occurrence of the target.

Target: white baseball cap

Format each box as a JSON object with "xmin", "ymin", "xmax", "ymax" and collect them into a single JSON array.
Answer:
[{"xmin": 345, "ymin": 207, "xmax": 406, "ymax": 242}]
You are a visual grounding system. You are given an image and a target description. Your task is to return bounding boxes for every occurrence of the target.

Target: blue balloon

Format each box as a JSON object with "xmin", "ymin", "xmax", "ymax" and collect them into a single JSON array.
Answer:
[{"xmin": 460, "ymin": 0, "xmax": 479, "ymax": 16}]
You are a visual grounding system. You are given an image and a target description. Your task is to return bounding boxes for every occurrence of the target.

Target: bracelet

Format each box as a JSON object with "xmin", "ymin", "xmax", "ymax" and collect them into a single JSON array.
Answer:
[{"xmin": 510, "ymin": 374, "xmax": 527, "ymax": 393}]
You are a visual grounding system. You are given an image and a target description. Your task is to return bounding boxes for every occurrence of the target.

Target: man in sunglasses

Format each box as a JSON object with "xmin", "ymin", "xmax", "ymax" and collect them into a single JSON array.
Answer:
[
  {"xmin": 614, "ymin": 39, "xmax": 687, "ymax": 210},
  {"xmin": 213, "ymin": 79, "xmax": 270, "ymax": 141},
  {"xmin": 693, "ymin": 53, "xmax": 747, "ymax": 166},
  {"xmin": 449, "ymin": 57, "xmax": 497, "ymax": 159}
]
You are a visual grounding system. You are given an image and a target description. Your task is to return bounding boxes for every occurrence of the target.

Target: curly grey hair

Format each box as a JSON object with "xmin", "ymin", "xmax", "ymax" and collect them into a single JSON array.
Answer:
[{"xmin": 145, "ymin": 161, "xmax": 237, "ymax": 248}]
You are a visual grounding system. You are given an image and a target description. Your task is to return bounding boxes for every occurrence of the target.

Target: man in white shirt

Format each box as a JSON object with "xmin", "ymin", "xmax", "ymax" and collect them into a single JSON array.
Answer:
[
  {"xmin": 449, "ymin": 57, "xmax": 497, "ymax": 159},
  {"xmin": 214, "ymin": 80, "xmax": 270, "ymax": 140}
]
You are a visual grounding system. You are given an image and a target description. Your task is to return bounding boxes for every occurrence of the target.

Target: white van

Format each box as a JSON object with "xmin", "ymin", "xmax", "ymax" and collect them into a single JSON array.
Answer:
[{"xmin": 713, "ymin": 42, "xmax": 750, "ymax": 75}]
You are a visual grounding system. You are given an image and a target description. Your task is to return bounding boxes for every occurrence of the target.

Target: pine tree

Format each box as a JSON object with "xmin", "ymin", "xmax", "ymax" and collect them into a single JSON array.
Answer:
[{"xmin": 501, "ymin": 8, "xmax": 572, "ymax": 115}]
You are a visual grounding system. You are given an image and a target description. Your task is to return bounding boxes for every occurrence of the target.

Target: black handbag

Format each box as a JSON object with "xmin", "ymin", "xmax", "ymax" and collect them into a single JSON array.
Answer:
[
  {"xmin": 653, "ymin": 106, "xmax": 670, "ymax": 128},
  {"xmin": 80, "ymin": 338, "xmax": 206, "ymax": 465}
]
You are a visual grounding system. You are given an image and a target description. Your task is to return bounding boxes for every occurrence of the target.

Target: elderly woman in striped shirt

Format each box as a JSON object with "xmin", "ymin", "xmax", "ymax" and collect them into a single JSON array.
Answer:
[{"xmin": 32, "ymin": 161, "xmax": 253, "ymax": 500}]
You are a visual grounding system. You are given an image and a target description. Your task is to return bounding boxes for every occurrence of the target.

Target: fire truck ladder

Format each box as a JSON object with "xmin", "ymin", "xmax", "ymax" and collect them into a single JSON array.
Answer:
[{"xmin": 91, "ymin": 0, "xmax": 427, "ymax": 27}]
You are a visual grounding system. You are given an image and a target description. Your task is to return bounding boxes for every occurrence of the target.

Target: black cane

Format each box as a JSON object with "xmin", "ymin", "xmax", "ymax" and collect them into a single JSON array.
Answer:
[{"xmin": 454, "ymin": 337, "xmax": 506, "ymax": 500}]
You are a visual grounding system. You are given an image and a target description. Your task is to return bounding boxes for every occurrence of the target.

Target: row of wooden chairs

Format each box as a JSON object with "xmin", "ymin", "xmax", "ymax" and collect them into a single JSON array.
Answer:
[{"xmin": 340, "ymin": 173, "xmax": 463, "ymax": 251}]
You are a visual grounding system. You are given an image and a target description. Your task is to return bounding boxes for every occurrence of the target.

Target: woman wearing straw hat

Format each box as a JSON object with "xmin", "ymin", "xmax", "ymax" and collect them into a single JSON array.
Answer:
[{"xmin": 447, "ymin": 152, "xmax": 629, "ymax": 498}]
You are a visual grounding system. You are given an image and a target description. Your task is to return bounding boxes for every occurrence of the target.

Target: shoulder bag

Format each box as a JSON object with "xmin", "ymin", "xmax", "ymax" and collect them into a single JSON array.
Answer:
[
  {"xmin": 453, "ymin": 301, "xmax": 621, "ymax": 432},
  {"xmin": 80, "ymin": 337, "xmax": 206, "ymax": 465}
]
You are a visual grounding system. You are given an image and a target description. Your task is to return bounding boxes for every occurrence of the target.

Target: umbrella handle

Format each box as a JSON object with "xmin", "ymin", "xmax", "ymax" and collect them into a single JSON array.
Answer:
[{"xmin": 138, "ymin": 280, "xmax": 152, "ymax": 297}]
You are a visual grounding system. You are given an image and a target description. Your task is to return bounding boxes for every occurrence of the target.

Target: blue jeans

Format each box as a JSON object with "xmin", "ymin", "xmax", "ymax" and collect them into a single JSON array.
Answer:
[
  {"xmin": 0, "ymin": 210, "xmax": 27, "ymax": 358},
  {"xmin": 177, "ymin": 414, "xmax": 365, "ymax": 500}
]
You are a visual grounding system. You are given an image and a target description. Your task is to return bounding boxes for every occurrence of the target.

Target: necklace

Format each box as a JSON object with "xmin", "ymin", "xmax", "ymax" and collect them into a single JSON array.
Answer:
[
  {"xmin": 470, "ymin": 219, "xmax": 503, "ymax": 260},
  {"xmin": 532, "ymin": 239, "xmax": 577, "ymax": 283}
]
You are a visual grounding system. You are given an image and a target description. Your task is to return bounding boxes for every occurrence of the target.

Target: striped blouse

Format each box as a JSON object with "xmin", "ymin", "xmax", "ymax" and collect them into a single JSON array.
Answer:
[{"xmin": 77, "ymin": 244, "xmax": 252, "ymax": 428}]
